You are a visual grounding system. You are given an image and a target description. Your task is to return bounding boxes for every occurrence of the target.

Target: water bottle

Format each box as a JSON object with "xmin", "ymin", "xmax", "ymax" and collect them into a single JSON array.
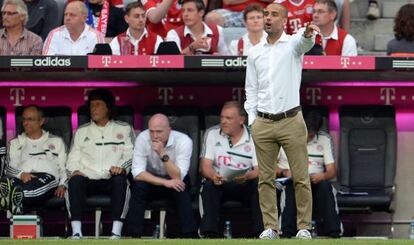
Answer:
[
  {"xmin": 152, "ymin": 224, "xmax": 160, "ymax": 239},
  {"xmin": 223, "ymin": 220, "xmax": 232, "ymax": 239},
  {"xmin": 409, "ymin": 221, "xmax": 414, "ymax": 240},
  {"xmin": 310, "ymin": 220, "xmax": 317, "ymax": 238}
]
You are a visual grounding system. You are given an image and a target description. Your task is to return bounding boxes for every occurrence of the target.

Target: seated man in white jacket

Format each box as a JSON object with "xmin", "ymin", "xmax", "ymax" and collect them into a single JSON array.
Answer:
[
  {"xmin": 66, "ymin": 88, "xmax": 134, "ymax": 239},
  {"xmin": 0, "ymin": 105, "xmax": 67, "ymax": 214}
]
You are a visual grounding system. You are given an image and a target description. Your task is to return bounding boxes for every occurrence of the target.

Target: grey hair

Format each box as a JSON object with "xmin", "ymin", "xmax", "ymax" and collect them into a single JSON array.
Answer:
[
  {"xmin": 66, "ymin": 1, "xmax": 88, "ymax": 17},
  {"xmin": 1, "ymin": 0, "xmax": 28, "ymax": 25}
]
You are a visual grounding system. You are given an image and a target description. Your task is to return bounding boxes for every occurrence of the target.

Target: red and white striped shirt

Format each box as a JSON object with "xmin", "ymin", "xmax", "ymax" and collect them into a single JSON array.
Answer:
[{"xmin": 43, "ymin": 24, "xmax": 104, "ymax": 55}]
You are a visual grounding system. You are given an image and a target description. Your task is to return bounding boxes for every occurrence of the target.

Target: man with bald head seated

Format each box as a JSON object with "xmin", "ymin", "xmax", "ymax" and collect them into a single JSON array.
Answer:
[
  {"xmin": 42, "ymin": 1, "xmax": 104, "ymax": 55},
  {"xmin": 127, "ymin": 113, "xmax": 197, "ymax": 238}
]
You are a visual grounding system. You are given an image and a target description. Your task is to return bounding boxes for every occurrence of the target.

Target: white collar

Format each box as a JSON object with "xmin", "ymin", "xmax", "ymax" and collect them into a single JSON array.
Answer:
[
  {"xmin": 322, "ymin": 25, "xmax": 338, "ymax": 40},
  {"xmin": 184, "ymin": 22, "xmax": 212, "ymax": 38},
  {"xmin": 243, "ymin": 31, "xmax": 267, "ymax": 45},
  {"xmin": 63, "ymin": 24, "xmax": 89, "ymax": 42},
  {"xmin": 165, "ymin": 132, "xmax": 175, "ymax": 148},
  {"xmin": 127, "ymin": 27, "xmax": 148, "ymax": 43},
  {"xmin": 264, "ymin": 31, "xmax": 289, "ymax": 46}
]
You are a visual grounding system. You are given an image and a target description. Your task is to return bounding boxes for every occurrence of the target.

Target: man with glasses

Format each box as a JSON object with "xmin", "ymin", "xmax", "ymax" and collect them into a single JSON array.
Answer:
[
  {"xmin": 0, "ymin": 0, "xmax": 43, "ymax": 55},
  {"xmin": 312, "ymin": 0, "xmax": 356, "ymax": 56},
  {"xmin": 0, "ymin": 105, "xmax": 67, "ymax": 214}
]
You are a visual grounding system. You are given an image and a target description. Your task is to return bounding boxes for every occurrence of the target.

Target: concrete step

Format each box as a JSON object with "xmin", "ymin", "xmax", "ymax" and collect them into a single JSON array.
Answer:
[
  {"xmin": 350, "ymin": 18, "xmax": 393, "ymax": 51},
  {"xmin": 374, "ymin": 33, "xmax": 394, "ymax": 51},
  {"xmin": 350, "ymin": 0, "xmax": 412, "ymax": 19}
]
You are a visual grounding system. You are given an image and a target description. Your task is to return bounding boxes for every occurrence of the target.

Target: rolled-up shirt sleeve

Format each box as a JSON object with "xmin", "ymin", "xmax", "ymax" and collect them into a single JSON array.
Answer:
[
  {"xmin": 293, "ymin": 28, "xmax": 316, "ymax": 55},
  {"xmin": 174, "ymin": 136, "xmax": 193, "ymax": 181},
  {"xmin": 244, "ymin": 49, "xmax": 259, "ymax": 126},
  {"xmin": 131, "ymin": 133, "xmax": 149, "ymax": 178}
]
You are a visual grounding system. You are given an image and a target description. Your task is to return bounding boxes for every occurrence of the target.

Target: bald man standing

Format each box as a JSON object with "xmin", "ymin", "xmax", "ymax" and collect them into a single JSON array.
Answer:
[{"xmin": 128, "ymin": 113, "xmax": 197, "ymax": 238}]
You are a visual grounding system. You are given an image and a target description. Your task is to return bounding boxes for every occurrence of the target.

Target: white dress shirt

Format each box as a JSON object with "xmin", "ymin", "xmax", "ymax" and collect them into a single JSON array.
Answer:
[
  {"xmin": 321, "ymin": 25, "xmax": 357, "ymax": 56},
  {"xmin": 166, "ymin": 22, "xmax": 229, "ymax": 55},
  {"xmin": 109, "ymin": 28, "xmax": 163, "ymax": 55},
  {"xmin": 229, "ymin": 31, "xmax": 267, "ymax": 56},
  {"xmin": 43, "ymin": 24, "xmax": 104, "ymax": 55},
  {"xmin": 244, "ymin": 28, "xmax": 315, "ymax": 125},
  {"xmin": 132, "ymin": 130, "xmax": 192, "ymax": 181},
  {"xmin": 278, "ymin": 131, "xmax": 335, "ymax": 175}
]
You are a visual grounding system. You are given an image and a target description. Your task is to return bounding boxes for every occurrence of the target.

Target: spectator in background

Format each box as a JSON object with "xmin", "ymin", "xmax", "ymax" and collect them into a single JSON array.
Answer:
[
  {"xmin": 366, "ymin": 0, "xmax": 380, "ymax": 20},
  {"xmin": 66, "ymin": 89, "xmax": 134, "ymax": 239},
  {"xmin": 166, "ymin": 0, "xmax": 229, "ymax": 55},
  {"xmin": 1, "ymin": 105, "xmax": 67, "ymax": 215},
  {"xmin": 24, "ymin": 0, "xmax": 60, "ymax": 40},
  {"xmin": 387, "ymin": 3, "xmax": 414, "ymax": 56},
  {"xmin": 274, "ymin": 0, "xmax": 314, "ymax": 35},
  {"xmin": 199, "ymin": 101, "xmax": 263, "ymax": 238},
  {"xmin": 127, "ymin": 113, "xmax": 197, "ymax": 238},
  {"xmin": 84, "ymin": 0, "xmax": 128, "ymax": 41},
  {"xmin": 42, "ymin": 1, "xmax": 104, "ymax": 55},
  {"xmin": 229, "ymin": 3, "xmax": 266, "ymax": 55},
  {"xmin": 143, "ymin": 0, "xmax": 207, "ymax": 38},
  {"xmin": 0, "ymin": 0, "xmax": 3, "ymax": 27},
  {"xmin": 0, "ymin": 0, "xmax": 43, "ymax": 55},
  {"xmin": 334, "ymin": 0, "xmax": 349, "ymax": 32},
  {"xmin": 278, "ymin": 110, "xmax": 342, "ymax": 238},
  {"xmin": 68, "ymin": 0, "xmax": 124, "ymax": 8},
  {"xmin": 110, "ymin": 1, "xmax": 162, "ymax": 55},
  {"xmin": 205, "ymin": 0, "xmax": 267, "ymax": 28},
  {"xmin": 312, "ymin": 0, "xmax": 357, "ymax": 56}
]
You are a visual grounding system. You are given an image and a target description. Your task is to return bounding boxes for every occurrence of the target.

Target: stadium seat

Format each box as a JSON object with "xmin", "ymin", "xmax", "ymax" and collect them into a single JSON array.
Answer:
[
  {"xmin": 302, "ymin": 105, "xmax": 330, "ymax": 132},
  {"xmin": 77, "ymin": 105, "xmax": 135, "ymax": 127},
  {"xmin": 203, "ymin": 106, "xmax": 221, "ymax": 130},
  {"xmin": 76, "ymin": 105, "xmax": 135, "ymax": 237},
  {"xmin": 336, "ymin": 105, "xmax": 396, "ymax": 213},
  {"xmin": 15, "ymin": 106, "xmax": 73, "ymax": 149},
  {"xmin": 142, "ymin": 105, "xmax": 201, "ymax": 238}
]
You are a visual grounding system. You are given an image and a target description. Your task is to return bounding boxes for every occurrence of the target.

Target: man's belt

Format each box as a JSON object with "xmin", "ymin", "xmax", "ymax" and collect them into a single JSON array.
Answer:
[{"xmin": 257, "ymin": 106, "xmax": 301, "ymax": 121}]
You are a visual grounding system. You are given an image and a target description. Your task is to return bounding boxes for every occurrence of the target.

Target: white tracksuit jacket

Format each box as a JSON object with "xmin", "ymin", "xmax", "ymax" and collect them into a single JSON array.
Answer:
[
  {"xmin": 6, "ymin": 130, "xmax": 67, "ymax": 186},
  {"xmin": 66, "ymin": 120, "xmax": 134, "ymax": 180}
]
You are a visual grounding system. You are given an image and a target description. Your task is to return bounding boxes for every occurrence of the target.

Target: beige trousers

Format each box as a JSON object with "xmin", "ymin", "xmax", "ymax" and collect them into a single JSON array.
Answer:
[{"xmin": 251, "ymin": 111, "xmax": 312, "ymax": 231}]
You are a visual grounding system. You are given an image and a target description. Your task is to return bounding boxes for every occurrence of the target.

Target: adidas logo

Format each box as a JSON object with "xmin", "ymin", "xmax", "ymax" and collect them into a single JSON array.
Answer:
[
  {"xmin": 84, "ymin": 137, "xmax": 90, "ymax": 142},
  {"xmin": 215, "ymin": 142, "xmax": 221, "ymax": 146}
]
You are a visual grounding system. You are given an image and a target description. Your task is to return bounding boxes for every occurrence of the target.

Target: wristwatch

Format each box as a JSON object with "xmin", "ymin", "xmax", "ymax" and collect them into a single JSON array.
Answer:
[{"xmin": 161, "ymin": 154, "xmax": 170, "ymax": 162}]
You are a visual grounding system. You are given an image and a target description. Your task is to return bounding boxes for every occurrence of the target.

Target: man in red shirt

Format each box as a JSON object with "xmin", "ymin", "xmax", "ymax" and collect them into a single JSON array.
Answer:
[
  {"xmin": 110, "ymin": 1, "xmax": 163, "ymax": 55},
  {"xmin": 274, "ymin": 0, "xmax": 314, "ymax": 34},
  {"xmin": 166, "ymin": 0, "xmax": 229, "ymax": 55},
  {"xmin": 143, "ymin": 0, "xmax": 207, "ymax": 37}
]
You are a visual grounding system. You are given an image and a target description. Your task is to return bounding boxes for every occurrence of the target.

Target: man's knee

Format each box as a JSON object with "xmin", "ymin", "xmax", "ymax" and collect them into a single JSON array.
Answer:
[
  {"xmin": 68, "ymin": 175, "xmax": 87, "ymax": 188},
  {"xmin": 313, "ymin": 180, "xmax": 332, "ymax": 194},
  {"xmin": 130, "ymin": 180, "xmax": 148, "ymax": 195},
  {"xmin": 111, "ymin": 174, "xmax": 127, "ymax": 186},
  {"xmin": 201, "ymin": 180, "xmax": 216, "ymax": 194},
  {"xmin": 205, "ymin": 11, "xmax": 225, "ymax": 26}
]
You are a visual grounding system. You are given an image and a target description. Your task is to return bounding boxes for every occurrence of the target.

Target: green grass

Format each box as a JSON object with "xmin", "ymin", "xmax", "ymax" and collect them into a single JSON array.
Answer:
[{"xmin": 0, "ymin": 239, "xmax": 413, "ymax": 245}]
